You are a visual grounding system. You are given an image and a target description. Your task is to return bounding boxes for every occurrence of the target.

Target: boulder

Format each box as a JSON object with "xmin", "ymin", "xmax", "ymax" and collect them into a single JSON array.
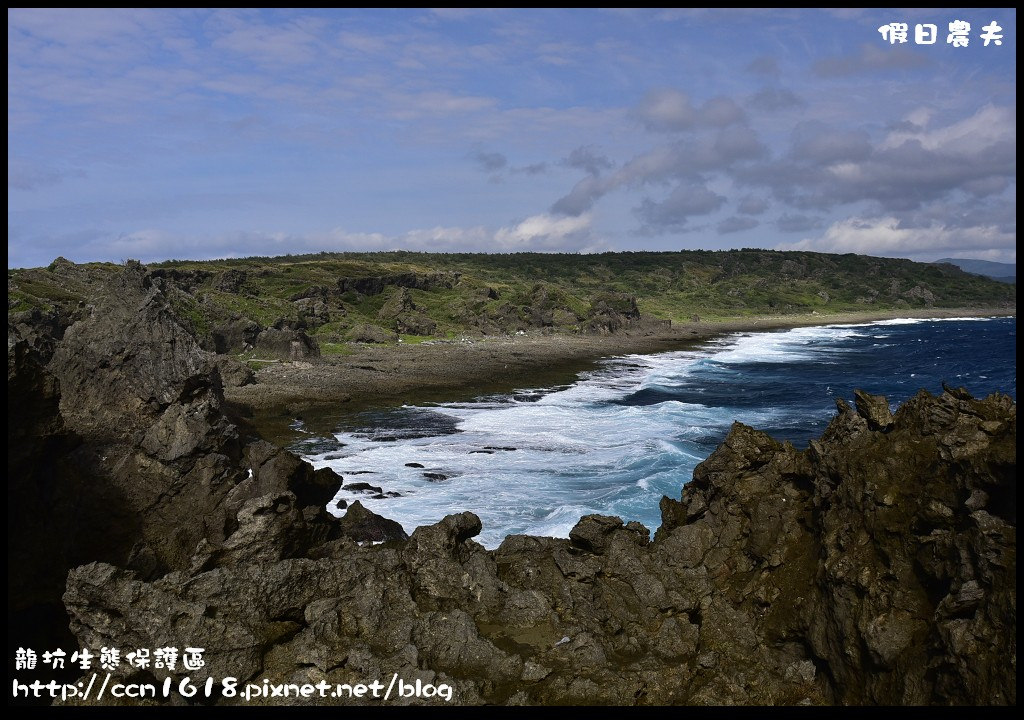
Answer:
[
  {"xmin": 853, "ymin": 389, "xmax": 894, "ymax": 431},
  {"xmin": 61, "ymin": 383, "xmax": 1016, "ymax": 706},
  {"xmin": 338, "ymin": 500, "xmax": 409, "ymax": 543},
  {"xmin": 586, "ymin": 292, "xmax": 640, "ymax": 334},
  {"xmin": 254, "ymin": 327, "xmax": 320, "ymax": 360},
  {"xmin": 347, "ymin": 323, "xmax": 398, "ymax": 344},
  {"xmin": 210, "ymin": 317, "xmax": 261, "ymax": 353}
]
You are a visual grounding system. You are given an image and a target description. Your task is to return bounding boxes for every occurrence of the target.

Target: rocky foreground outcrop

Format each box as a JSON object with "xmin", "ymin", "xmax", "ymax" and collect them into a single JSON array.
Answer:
[
  {"xmin": 62, "ymin": 392, "xmax": 1015, "ymax": 705},
  {"xmin": 7, "ymin": 262, "xmax": 342, "ymax": 669},
  {"xmin": 7, "ymin": 263, "xmax": 1016, "ymax": 705}
]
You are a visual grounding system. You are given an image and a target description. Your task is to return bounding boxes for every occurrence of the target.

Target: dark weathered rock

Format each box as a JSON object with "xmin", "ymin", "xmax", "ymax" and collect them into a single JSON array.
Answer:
[
  {"xmin": 149, "ymin": 266, "xmax": 212, "ymax": 288},
  {"xmin": 348, "ymin": 323, "xmax": 398, "ymax": 344},
  {"xmin": 338, "ymin": 272, "xmax": 460, "ymax": 296},
  {"xmin": 7, "ymin": 260, "xmax": 336, "ymax": 654},
  {"xmin": 568, "ymin": 514, "xmax": 624, "ymax": 555},
  {"xmin": 586, "ymin": 292, "xmax": 641, "ymax": 334},
  {"xmin": 853, "ymin": 389, "xmax": 894, "ymax": 430},
  {"xmin": 346, "ymin": 481, "xmax": 384, "ymax": 494},
  {"xmin": 289, "ymin": 284, "xmax": 329, "ymax": 302},
  {"xmin": 34, "ymin": 262, "xmax": 248, "ymax": 572},
  {"xmin": 254, "ymin": 326, "xmax": 320, "ymax": 360},
  {"xmin": 396, "ymin": 313, "xmax": 437, "ymax": 336},
  {"xmin": 210, "ymin": 317, "xmax": 260, "ymax": 353},
  {"xmin": 7, "ymin": 260, "xmax": 1016, "ymax": 706},
  {"xmin": 7, "ymin": 339, "xmax": 137, "ymax": 627},
  {"xmin": 214, "ymin": 268, "xmax": 248, "ymax": 293},
  {"xmin": 212, "ymin": 354, "xmax": 256, "ymax": 388},
  {"xmin": 312, "ymin": 466, "xmax": 344, "ymax": 495},
  {"xmin": 57, "ymin": 387, "xmax": 1015, "ymax": 706},
  {"xmin": 377, "ymin": 287, "xmax": 438, "ymax": 336},
  {"xmin": 243, "ymin": 440, "xmax": 341, "ymax": 508},
  {"xmin": 378, "ymin": 286, "xmax": 416, "ymax": 317},
  {"xmin": 293, "ymin": 296, "xmax": 331, "ymax": 322},
  {"xmin": 338, "ymin": 500, "xmax": 409, "ymax": 543}
]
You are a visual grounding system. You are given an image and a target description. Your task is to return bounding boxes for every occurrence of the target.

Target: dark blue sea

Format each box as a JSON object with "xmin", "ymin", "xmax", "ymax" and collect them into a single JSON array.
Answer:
[{"xmin": 301, "ymin": 316, "xmax": 1016, "ymax": 547}]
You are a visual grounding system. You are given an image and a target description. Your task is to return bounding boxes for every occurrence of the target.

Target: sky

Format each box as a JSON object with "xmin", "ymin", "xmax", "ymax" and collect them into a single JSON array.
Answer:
[{"xmin": 7, "ymin": 8, "xmax": 1017, "ymax": 268}]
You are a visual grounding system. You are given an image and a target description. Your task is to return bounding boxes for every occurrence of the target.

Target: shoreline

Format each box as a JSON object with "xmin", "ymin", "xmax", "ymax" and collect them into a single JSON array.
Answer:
[{"xmin": 225, "ymin": 306, "xmax": 1014, "ymax": 443}]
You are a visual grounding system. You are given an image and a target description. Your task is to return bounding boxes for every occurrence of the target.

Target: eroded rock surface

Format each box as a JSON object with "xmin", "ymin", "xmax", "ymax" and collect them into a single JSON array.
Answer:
[
  {"xmin": 7, "ymin": 262, "xmax": 1016, "ymax": 706},
  {"xmin": 63, "ymin": 387, "xmax": 1015, "ymax": 705},
  {"xmin": 7, "ymin": 263, "xmax": 346, "ymax": 672}
]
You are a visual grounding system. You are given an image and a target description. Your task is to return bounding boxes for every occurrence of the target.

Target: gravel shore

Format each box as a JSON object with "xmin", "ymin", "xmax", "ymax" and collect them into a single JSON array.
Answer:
[{"xmin": 225, "ymin": 307, "xmax": 1012, "ymax": 441}]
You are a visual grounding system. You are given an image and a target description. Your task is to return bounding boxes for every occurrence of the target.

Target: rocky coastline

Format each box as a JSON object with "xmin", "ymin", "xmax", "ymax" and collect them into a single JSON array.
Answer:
[{"xmin": 7, "ymin": 261, "xmax": 1016, "ymax": 705}]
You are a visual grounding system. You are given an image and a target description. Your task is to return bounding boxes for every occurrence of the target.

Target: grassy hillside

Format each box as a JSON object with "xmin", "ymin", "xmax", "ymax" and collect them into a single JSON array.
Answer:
[{"xmin": 9, "ymin": 250, "xmax": 1016, "ymax": 358}]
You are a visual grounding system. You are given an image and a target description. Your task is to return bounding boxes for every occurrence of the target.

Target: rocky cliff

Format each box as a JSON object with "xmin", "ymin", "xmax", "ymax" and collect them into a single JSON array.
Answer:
[
  {"xmin": 7, "ymin": 262, "xmax": 342, "ymax": 678},
  {"xmin": 7, "ymin": 263, "xmax": 1016, "ymax": 705}
]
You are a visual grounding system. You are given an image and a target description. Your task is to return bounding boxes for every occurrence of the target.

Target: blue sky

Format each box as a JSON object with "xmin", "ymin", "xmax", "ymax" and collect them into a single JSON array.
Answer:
[{"xmin": 7, "ymin": 8, "xmax": 1017, "ymax": 268}]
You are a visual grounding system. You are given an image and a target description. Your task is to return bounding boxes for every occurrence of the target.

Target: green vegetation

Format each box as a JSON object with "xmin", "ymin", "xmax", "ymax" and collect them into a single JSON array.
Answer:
[{"xmin": 8, "ymin": 250, "xmax": 1015, "ymax": 356}]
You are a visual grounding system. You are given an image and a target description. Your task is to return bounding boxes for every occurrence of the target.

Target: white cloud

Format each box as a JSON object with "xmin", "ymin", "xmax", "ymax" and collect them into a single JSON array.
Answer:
[
  {"xmin": 75, "ymin": 214, "xmax": 598, "ymax": 265},
  {"xmin": 777, "ymin": 215, "xmax": 1017, "ymax": 263},
  {"xmin": 881, "ymin": 104, "xmax": 1016, "ymax": 154},
  {"xmin": 552, "ymin": 123, "xmax": 765, "ymax": 218},
  {"xmin": 635, "ymin": 89, "xmax": 745, "ymax": 132},
  {"xmin": 493, "ymin": 213, "xmax": 593, "ymax": 250}
]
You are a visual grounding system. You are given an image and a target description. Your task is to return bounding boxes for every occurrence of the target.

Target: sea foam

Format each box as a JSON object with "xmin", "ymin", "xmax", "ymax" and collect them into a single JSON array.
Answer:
[{"xmin": 304, "ymin": 317, "xmax": 1015, "ymax": 548}]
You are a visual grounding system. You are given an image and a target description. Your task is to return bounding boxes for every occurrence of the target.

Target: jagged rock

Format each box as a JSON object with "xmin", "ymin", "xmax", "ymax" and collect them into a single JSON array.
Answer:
[
  {"xmin": 902, "ymin": 285, "xmax": 936, "ymax": 305},
  {"xmin": 586, "ymin": 292, "xmax": 640, "ymax": 334},
  {"xmin": 338, "ymin": 500, "xmax": 409, "ymax": 543},
  {"xmin": 568, "ymin": 514, "xmax": 623, "ymax": 555},
  {"xmin": 293, "ymin": 296, "xmax": 331, "ymax": 322},
  {"xmin": 254, "ymin": 326, "xmax": 320, "ymax": 360},
  {"xmin": 212, "ymin": 354, "xmax": 256, "ymax": 388},
  {"xmin": 378, "ymin": 286, "xmax": 416, "ymax": 318},
  {"xmin": 853, "ymin": 389, "xmax": 894, "ymax": 430},
  {"xmin": 48, "ymin": 264, "xmax": 214, "ymax": 432},
  {"xmin": 63, "ymin": 562, "xmax": 265, "ymax": 687},
  {"xmin": 141, "ymin": 394, "xmax": 228, "ymax": 461},
  {"xmin": 313, "ymin": 466, "xmax": 344, "ymax": 495},
  {"xmin": 210, "ymin": 317, "xmax": 261, "ymax": 353},
  {"xmin": 273, "ymin": 316, "xmax": 308, "ymax": 332},
  {"xmin": 218, "ymin": 492, "xmax": 308, "ymax": 566},
  {"xmin": 347, "ymin": 323, "xmax": 398, "ymax": 344},
  {"xmin": 8, "ymin": 261, "xmax": 1017, "ymax": 706},
  {"xmin": 346, "ymin": 481, "xmax": 384, "ymax": 494},
  {"xmin": 148, "ymin": 266, "xmax": 212, "ymax": 288},
  {"xmin": 59, "ymin": 388, "xmax": 1014, "ymax": 706},
  {"xmin": 396, "ymin": 313, "xmax": 437, "ymax": 336},
  {"xmin": 8, "ymin": 263, "xmax": 267, "ymax": 677},
  {"xmin": 338, "ymin": 272, "xmax": 460, "ymax": 296},
  {"xmin": 517, "ymin": 284, "xmax": 585, "ymax": 330},
  {"xmin": 214, "ymin": 269, "xmax": 248, "ymax": 293},
  {"xmin": 32, "ymin": 263, "xmax": 248, "ymax": 575},
  {"xmin": 243, "ymin": 440, "xmax": 341, "ymax": 508},
  {"xmin": 7, "ymin": 339, "xmax": 135, "ymax": 635},
  {"xmin": 289, "ymin": 285, "xmax": 329, "ymax": 302},
  {"xmin": 377, "ymin": 287, "xmax": 438, "ymax": 336}
]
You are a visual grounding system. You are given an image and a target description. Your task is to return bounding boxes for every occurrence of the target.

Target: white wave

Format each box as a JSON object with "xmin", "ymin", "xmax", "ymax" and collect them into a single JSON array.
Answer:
[{"xmin": 306, "ymin": 316, "xmax": 1013, "ymax": 548}]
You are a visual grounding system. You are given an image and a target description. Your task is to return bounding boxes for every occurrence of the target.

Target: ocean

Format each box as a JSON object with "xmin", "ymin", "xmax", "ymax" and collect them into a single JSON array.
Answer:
[{"xmin": 297, "ymin": 316, "xmax": 1016, "ymax": 548}]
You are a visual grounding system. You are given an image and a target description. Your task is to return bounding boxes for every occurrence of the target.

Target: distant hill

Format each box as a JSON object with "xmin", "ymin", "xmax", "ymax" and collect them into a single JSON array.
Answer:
[
  {"xmin": 9, "ymin": 250, "xmax": 1017, "ymax": 359},
  {"xmin": 935, "ymin": 258, "xmax": 1015, "ymax": 284}
]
